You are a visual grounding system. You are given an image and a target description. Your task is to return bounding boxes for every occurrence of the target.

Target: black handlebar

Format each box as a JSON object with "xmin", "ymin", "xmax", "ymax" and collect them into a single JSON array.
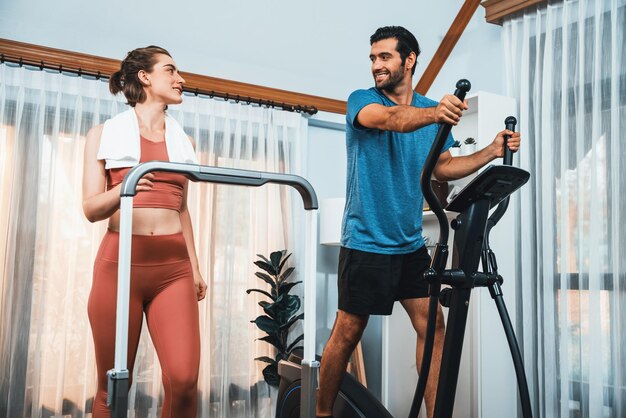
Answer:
[
  {"xmin": 486, "ymin": 116, "xmax": 518, "ymax": 235},
  {"xmin": 410, "ymin": 79, "xmax": 471, "ymax": 418},
  {"xmin": 420, "ymin": 79, "xmax": 471, "ymax": 246},
  {"xmin": 120, "ymin": 161, "xmax": 318, "ymax": 210},
  {"xmin": 503, "ymin": 116, "xmax": 517, "ymax": 166}
]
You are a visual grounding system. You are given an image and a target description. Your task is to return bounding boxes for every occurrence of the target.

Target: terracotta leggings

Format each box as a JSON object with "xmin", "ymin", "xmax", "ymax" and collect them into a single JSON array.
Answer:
[{"xmin": 88, "ymin": 230, "xmax": 200, "ymax": 418}]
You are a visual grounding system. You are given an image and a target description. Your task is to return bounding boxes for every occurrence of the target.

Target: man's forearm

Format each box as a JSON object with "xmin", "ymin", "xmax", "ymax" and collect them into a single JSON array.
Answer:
[
  {"xmin": 434, "ymin": 146, "xmax": 499, "ymax": 181},
  {"xmin": 384, "ymin": 105, "xmax": 436, "ymax": 133}
]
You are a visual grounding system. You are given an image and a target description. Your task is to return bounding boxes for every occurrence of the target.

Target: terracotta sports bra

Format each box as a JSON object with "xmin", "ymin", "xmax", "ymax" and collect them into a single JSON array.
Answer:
[{"xmin": 107, "ymin": 136, "xmax": 187, "ymax": 212}]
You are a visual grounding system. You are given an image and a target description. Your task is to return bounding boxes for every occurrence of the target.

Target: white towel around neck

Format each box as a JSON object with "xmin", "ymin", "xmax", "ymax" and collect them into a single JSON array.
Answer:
[{"xmin": 97, "ymin": 108, "xmax": 198, "ymax": 169}]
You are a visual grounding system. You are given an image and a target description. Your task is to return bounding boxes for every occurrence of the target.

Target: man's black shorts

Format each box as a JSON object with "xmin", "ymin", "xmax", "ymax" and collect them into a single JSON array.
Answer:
[{"xmin": 338, "ymin": 246, "xmax": 431, "ymax": 316}]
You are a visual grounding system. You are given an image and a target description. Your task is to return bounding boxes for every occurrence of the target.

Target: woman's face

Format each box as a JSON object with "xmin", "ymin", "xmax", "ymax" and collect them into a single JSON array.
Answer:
[{"xmin": 141, "ymin": 54, "xmax": 186, "ymax": 105}]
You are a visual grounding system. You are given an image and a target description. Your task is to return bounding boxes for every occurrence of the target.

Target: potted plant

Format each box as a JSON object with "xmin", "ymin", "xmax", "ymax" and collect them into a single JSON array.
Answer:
[
  {"xmin": 247, "ymin": 250, "xmax": 304, "ymax": 386},
  {"xmin": 462, "ymin": 137, "xmax": 477, "ymax": 155}
]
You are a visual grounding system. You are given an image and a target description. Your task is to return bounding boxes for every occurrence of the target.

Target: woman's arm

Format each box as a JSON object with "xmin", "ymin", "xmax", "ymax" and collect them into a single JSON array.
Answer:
[
  {"xmin": 82, "ymin": 125, "xmax": 154, "ymax": 223},
  {"xmin": 82, "ymin": 125, "xmax": 122, "ymax": 222},
  {"xmin": 180, "ymin": 137, "xmax": 207, "ymax": 301}
]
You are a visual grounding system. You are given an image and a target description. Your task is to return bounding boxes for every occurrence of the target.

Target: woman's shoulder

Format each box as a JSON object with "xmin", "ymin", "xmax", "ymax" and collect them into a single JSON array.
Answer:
[{"xmin": 86, "ymin": 124, "xmax": 104, "ymax": 142}]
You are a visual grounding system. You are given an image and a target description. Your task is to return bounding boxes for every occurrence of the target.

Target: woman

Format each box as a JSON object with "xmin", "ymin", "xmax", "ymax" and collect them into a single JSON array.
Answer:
[{"xmin": 82, "ymin": 46, "xmax": 207, "ymax": 418}]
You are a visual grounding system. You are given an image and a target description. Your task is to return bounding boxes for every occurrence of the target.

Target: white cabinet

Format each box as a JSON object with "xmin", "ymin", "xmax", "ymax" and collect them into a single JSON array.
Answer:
[{"xmin": 381, "ymin": 91, "xmax": 520, "ymax": 418}]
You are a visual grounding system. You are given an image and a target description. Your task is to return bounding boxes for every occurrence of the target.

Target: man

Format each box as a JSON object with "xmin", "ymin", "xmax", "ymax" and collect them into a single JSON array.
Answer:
[{"xmin": 316, "ymin": 26, "xmax": 520, "ymax": 418}]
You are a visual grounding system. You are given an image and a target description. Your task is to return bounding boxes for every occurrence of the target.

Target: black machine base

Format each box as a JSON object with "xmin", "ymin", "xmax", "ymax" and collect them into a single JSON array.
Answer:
[{"xmin": 276, "ymin": 352, "xmax": 392, "ymax": 418}]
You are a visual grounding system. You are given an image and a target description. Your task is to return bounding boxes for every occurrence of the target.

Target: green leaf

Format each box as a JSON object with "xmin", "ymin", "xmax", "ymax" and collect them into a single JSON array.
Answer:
[
  {"xmin": 255, "ymin": 271, "xmax": 276, "ymax": 287},
  {"xmin": 260, "ymin": 300, "xmax": 278, "ymax": 320},
  {"xmin": 266, "ymin": 293, "xmax": 296, "ymax": 322},
  {"xmin": 246, "ymin": 288, "xmax": 273, "ymax": 299},
  {"xmin": 269, "ymin": 250, "xmax": 285, "ymax": 271},
  {"xmin": 277, "ymin": 281, "xmax": 301, "ymax": 297},
  {"xmin": 257, "ymin": 334, "xmax": 283, "ymax": 351},
  {"xmin": 275, "ymin": 351, "xmax": 288, "ymax": 362},
  {"xmin": 254, "ymin": 356, "xmax": 276, "ymax": 365},
  {"xmin": 262, "ymin": 364, "xmax": 280, "ymax": 387},
  {"xmin": 258, "ymin": 300, "xmax": 273, "ymax": 312},
  {"xmin": 281, "ymin": 312, "xmax": 304, "ymax": 331},
  {"xmin": 278, "ymin": 253, "xmax": 292, "ymax": 273},
  {"xmin": 251, "ymin": 315, "xmax": 279, "ymax": 335},
  {"xmin": 288, "ymin": 345, "xmax": 304, "ymax": 355},
  {"xmin": 254, "ymin": 260, "xmax": 277, "ymax": 276},
  {"xmin": 278, "ymin": 267, "xmax": 295, "ymax": 284},
  {"xmin": 271, "ymin": 294, "xmax": 300, "ymax": 325},
  {"xmin": 286, "ymin": 334, "xmax": 304, "ymax": 353},
  {"xmin": 256, "ymin": 254, "xmax": 271, "ymax": 265},
  {"xmin": 271, "ymin": 293, "xmax": 285, "ymax": 306}
]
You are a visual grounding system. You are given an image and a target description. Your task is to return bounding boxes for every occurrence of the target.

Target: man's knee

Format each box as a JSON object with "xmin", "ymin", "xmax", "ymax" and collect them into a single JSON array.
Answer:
[
  {"xmin": 410, "ymin": 300, "xmax": 444, "ymax": 338},
  {"xmin": 329, "ymin": 310, "xmax": 369, "ymax": 350},
  {"xmin": 420, "ymin": 305, "xmax": 444, "ymax": 325},
  {"xmin": 435, "ymin": 307, "xmax": 445, "ymax": 330}
]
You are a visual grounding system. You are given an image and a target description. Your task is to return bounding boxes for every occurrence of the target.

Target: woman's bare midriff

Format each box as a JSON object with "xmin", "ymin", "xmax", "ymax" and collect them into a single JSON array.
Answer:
[{"xmin": 108, "ymin": 208, "xmax": 182, "ymax": 235}]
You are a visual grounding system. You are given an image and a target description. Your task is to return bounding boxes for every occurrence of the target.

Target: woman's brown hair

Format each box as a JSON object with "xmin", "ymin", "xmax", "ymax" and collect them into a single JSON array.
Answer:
[{"xmin": 109, "ymin": 46, "xmax": 171, "ymax": 107}]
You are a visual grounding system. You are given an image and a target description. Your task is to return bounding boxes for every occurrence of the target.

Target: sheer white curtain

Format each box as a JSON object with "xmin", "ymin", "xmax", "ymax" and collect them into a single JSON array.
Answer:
[
  {"xmin": 0, "ymin": 62, "xmax": 307, "ymax": 418},
  {"xmin": 503, "ymin": 0, "xmax": 626, "ymax": 416}
]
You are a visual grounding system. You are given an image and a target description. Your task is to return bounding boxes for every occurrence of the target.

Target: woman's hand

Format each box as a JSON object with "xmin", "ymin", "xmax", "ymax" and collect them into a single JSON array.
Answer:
[
  {"xmin": 136, "ymin": 173, "xmax": 155, "ymax": 191},
  {"xmin": 193, "ymin": 269, "xmax": 207, "ymax": 301}
]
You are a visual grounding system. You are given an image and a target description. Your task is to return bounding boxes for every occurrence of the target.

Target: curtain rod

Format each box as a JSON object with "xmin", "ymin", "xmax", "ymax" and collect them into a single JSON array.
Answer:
[{"xmin": 0, "ymin": 53, "xmax": 319, "ymax": 115}]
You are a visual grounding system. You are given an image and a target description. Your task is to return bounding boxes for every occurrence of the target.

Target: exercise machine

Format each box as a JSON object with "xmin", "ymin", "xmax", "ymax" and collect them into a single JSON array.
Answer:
[
  {"xmin": 410, "ymin": 79, "xmax": 532, "ymax": 418},
  {"xmin": 107, "ymin": 163, "xmax": 320, "ymax": 418}
]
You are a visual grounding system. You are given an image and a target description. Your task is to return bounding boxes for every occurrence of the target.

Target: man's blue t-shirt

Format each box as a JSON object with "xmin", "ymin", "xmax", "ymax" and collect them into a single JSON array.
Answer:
[{"xmin": 340, "ymin": 88, "xmax": 454, "ymax": 255}]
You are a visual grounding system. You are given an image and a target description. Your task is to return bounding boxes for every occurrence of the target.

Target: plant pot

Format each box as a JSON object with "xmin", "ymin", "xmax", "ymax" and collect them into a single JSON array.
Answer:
[{"xmin": 461, "ymin": 144, "xmax": 477, "ymax": 156}]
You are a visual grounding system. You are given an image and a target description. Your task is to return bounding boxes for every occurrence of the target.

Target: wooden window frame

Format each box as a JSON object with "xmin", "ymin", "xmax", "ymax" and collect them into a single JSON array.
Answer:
[
  {"xmin": 0, "ymin": 38, "xmax": 346, "ymax": 115},
  {"xmin": 481, "ymin": 0, "xmax": 548, "ymax": 25}
]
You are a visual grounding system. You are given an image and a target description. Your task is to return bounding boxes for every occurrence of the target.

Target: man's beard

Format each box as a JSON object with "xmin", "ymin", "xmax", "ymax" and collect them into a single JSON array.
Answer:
[{"xmin": 374, "ymin": 66, "xmax": 404, "ymax": 92}]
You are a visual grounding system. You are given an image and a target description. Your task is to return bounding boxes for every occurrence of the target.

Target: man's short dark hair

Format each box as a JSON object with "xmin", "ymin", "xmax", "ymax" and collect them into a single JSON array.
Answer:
[{"xmin": 370, "ymin": 26, "xmax": 421, "ymax": 75}]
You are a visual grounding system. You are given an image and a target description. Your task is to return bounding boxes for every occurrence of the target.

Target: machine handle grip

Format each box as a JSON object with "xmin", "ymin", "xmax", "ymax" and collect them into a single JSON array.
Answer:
[
  {"xmin": 486, "ymin": 116, "xmax": 519, "ymax": 233},
  {"xmin": 503, "ymin": 116, "xmax": 517, "ymax": 166},
  {"xmin": 453, "ymin": 79, "xmax": 471, "ymax": 103}
]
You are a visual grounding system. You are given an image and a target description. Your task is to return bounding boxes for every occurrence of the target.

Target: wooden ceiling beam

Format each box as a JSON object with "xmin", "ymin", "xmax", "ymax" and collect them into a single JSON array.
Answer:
[{"xmin": 414, "ymin": 0, "xmax": 483, "ymax": 96}]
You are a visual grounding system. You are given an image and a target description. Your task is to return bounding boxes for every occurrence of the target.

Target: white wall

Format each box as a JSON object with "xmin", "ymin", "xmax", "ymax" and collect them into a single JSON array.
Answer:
[
  {"xmin": 1, "ymin": 1, "xmax": 513, "ymax": 415},
  {"xmin": 0, "ymin": 0, "xmax": 504, "ymax": 101}
]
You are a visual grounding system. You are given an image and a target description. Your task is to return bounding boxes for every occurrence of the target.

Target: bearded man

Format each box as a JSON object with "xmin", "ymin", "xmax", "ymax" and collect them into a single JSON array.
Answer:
[{"xmin": 316, "ymin": 26, "xmax": 520, "ymax": 418}]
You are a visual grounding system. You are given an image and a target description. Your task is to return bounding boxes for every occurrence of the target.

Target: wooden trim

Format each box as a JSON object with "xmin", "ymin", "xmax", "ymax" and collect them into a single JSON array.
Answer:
[
  {"xmin": 481, "ymin": 0, "xmax": 547, "ymax": 25},
  {"xmin": 414, "ymin": 0, "xmax": 482, "ymax": 96},
  {"xmin": 0, "ymin": 38, "xmax": 347, "ymax": 115},
  {"xmin": 352, "ymin": 341, "xmax": 368, "ymax": 388}
]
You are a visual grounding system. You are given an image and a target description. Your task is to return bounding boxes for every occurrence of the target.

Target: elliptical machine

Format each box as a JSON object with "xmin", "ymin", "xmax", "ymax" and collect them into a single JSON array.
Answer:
[
  {"xmin": 410, "ymin": 79, "xmax": 533, "ymax": 418},
  {"xmin": 276, "ymin": 79, "xmax": 532, "ymax": 418}
]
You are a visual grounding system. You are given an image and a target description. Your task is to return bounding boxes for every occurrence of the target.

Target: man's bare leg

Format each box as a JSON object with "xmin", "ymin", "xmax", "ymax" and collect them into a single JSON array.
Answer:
[
  {"xmin": 316, "ymin": 310, "xmax": 369, "ymax": 417},
  {"xmin": 401, "ymin": 298, "xmax": 445, "ymax": 418}
]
